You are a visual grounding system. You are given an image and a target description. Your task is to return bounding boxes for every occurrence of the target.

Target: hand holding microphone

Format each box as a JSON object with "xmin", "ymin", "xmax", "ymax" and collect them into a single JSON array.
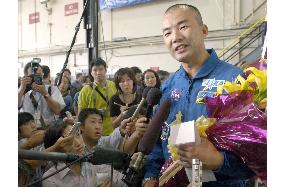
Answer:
[
  {"xmin": 119, "ymin": 118, "xmax": 136, "ymax": 137},
  {"xmin": 130, "ymin": 87, "xmax": 152, "ymax": 121},
  {"xmin": 132, "ymin": 117, "xmax": 149, "ymax": 139},
  {"xmin": 122, "ymin": 99, "xmax": 172, "ymax": 186},
  {"xmin": 124, "ymin": 87, "xmax": 160, "ymax": 139}
]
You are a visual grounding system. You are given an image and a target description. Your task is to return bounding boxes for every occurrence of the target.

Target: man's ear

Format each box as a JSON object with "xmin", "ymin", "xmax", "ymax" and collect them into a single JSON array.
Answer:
[{"xmin": 202, "ymin": 24, "xmax": 209, "ymax": 37}]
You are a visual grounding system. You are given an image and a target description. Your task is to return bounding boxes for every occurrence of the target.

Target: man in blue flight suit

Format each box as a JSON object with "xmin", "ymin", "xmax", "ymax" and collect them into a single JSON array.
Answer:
[{"xmin": 143, "ymin": 4, "xmax": 255, "ymax": 187}]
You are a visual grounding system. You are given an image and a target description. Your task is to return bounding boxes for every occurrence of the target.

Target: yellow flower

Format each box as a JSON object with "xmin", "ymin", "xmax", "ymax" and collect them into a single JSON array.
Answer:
[
  {"xmin": 244, "ymin": 67, "xmax": 267, "ymax": 104},
  {"xmin": 195, "ymin": 116, "xmax": 216, "ymax": 137},
  {"xmin": 168, "ymin": 112, "xmax": 182, "ymax": 160},
  {"xmin": 167, "ymin": 143, "xmax": 179, "ymax": 161},
  {"xmin": 217, "ymin": 67, "xmax": 267, "ymax": 105}
]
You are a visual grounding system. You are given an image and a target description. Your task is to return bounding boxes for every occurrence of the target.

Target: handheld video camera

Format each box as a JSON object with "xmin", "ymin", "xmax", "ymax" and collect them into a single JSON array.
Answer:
[{"xmin": 24, "ymin": 58, "xmax": 43, "ymax": 93}]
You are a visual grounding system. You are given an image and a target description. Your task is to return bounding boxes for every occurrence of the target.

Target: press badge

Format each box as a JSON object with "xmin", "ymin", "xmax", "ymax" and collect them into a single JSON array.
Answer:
[
  {"xmin": 196, "ymin": 91, "xmax": 217, "ymax": 104},
  {"xmin": 34, "ymin": 110, "xmax": 41, "ymax": 127}
]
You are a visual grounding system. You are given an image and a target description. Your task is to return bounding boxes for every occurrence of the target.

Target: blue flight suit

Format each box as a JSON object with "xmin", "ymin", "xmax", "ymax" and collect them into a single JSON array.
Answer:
[{"xmin": 144, "ymin": 49, "xmax": 255, "ymax": 187}]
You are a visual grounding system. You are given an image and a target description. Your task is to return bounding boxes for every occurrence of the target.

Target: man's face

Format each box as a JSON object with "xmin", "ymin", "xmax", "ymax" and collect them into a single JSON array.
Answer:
[
  {"xmin": 162, "ymin": 8, "xmax": 208, "ymax": 63},
  {"xmin": 80, "ymin": 114, "xmax": 103, "ymax": 142},
  {"xmin": 91, "ymin": 65, "xmax": 107, "ymax": 83},
  {"xmin": 27, "ymin": 66, "xmax": 43, "ymax": 77},
  {"xmin": 19, "ymin": 120, "xmax": 37, "ymax": 139}
]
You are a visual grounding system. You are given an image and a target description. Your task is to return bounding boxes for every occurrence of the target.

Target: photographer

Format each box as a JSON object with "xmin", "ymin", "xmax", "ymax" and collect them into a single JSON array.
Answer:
[{"xmin": 18, "ymin": 61, "xmax": 66, "ymax": 128}]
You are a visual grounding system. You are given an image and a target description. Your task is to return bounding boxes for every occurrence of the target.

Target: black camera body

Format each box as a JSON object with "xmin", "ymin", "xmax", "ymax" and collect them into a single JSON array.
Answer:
[{"xmin": 24, "ymin": 58, "xmax": 43, "ymax": 93}]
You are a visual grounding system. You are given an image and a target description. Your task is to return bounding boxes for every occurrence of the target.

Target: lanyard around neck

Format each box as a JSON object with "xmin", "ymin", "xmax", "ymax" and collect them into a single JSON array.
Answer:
[{"xmin": 93, "ymin": 81, "xmax": 109, "ymax": 105}]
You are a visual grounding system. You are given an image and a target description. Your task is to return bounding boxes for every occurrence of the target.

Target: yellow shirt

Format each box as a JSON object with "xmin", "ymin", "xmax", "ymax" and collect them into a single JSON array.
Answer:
[{"xmin": 78, "ymin": 80, "xmax": 117, "ymax": 135}]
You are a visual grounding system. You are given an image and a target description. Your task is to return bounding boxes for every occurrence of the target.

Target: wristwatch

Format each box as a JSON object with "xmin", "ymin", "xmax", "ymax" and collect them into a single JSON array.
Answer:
[{"xmin": 44, "ymin": 93, "xmax": 50, "ymax": 99}]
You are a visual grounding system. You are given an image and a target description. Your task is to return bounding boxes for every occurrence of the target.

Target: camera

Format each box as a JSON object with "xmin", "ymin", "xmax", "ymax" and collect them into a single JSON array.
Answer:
[
  {"xmin": 29, "ymin": 58, "xmax": 43, "ymax": 85},
  {"xmin": 24, "ymin": 58, "xmax": 43, "ymax": 93},
  {"xmin": 32, "ymin": 74, "xmax": 43, "ymax": 85},
  {"xmin": 98, "ymin": 108, "xmax": 107, "ymax": 117}
]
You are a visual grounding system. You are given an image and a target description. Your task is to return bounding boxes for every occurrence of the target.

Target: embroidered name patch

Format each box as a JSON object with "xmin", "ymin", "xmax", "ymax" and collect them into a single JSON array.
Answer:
[{"xmin": 202, "ymin": 78, "xmax": 225, "ymax": 90}]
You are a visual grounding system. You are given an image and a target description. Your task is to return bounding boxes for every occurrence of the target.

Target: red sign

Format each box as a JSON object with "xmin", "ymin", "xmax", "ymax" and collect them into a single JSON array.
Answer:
[
  {"xmin": 29, "ymin": 12, "xmax": 40, "ymax": 24},
  {"xmin": 150, "ymin": 67, "xmax": 160, "ymax": 72},
  {"xmin": 65, "ymin": 2, "xmax": 79, "ymax": 16}
]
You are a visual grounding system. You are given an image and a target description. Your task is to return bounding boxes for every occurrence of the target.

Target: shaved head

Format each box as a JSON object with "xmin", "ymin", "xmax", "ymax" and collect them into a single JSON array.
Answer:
[{"xmin": 165, "ymin": 4, "xmax": 203, "ymax": 26}]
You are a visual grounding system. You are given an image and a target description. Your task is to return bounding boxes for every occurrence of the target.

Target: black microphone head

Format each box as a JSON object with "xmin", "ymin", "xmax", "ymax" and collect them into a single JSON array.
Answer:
[
  {"xmin": 142, "ymin": 87, "xmax": 152, "ymax": 99},
  {"xmin": 138, "ymin": 99, "xmax": 172, "ymax": 154},
  {"xmin": 91, "ymin": 147, "xmax": 131, "ymax": 170},
  {"xmin": 146, "ymin": 88, "xmax": 162, "ymax": 106}
]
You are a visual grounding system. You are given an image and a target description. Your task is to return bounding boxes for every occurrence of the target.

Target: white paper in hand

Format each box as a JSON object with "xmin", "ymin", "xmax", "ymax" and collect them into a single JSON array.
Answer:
[
  {"xmin": 169, "ymin": 120, "xmax": 200, "ymax": 146},
  {"xmin": 169, "ymin": 120, "xmax": 216, "ymax": 182}
]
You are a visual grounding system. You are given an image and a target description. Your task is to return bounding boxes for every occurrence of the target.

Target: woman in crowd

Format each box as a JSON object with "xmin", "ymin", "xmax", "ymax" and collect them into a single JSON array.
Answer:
[
  {"xmin": 141, "ymin": 69, "xmax": 161, "ymax": 90},
  {"xmin": 58, "ymin": 75, "xmax": 73, "ymax": 117},
  {"xmin": 109, "ymin": 68, "xmax": 142, "ymax": 128}
]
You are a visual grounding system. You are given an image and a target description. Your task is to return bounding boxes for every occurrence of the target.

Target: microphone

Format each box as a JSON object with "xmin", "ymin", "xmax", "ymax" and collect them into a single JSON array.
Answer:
[
  {"xmin": 123, "ymin": 87, "xmax": 152, "ymax": 142},
  {"xmin": 130, "ymin": 87, "xmax": 151, "ymax": 121},
  {"xmin": 90, "ymin": 147, "xmax": 131, "ymax": 170},
  {"xmin": 19, "ymin": 147, "xmax": 131, "ymax": 170},
  {"xmin": 145, "ymin": 87, "xmax": 162, "ymax": 121},
  {"xmin": 120, "ymin": 105, "xmax": 138, "ymax": 119},
  {"xmin": 138, "ymin": 99, "xmax": 171, "ymax": 155},
  {"xmin": 121, "ymin": 88, "xmax": 161, "ymax": 120},
  {"xmin": 122, "ymin": 99, "xmax": 172, "ymax": 186},
  {"xmin": 18, "ymin": 149, "xmax": 82, "ymax": 162}
]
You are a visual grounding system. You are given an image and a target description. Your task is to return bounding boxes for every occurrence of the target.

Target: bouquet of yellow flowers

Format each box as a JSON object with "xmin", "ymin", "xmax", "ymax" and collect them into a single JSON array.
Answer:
[
  {"xmin": 204, "ymin": 60, "xmax": 267, "ymax": 181},
  {"xmin": 218, "ymin": 67, "xmax": 266, "ymax": 108},
  {"xmin": 164, "ymin": 60, "xmax": 267, "ymax": 184}
]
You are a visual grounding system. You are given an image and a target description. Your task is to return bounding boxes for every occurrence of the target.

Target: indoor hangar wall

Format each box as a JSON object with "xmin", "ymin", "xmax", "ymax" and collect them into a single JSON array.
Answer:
[{"xmin": 18, "ymin": 0, "xmax": 266, "ymax": 78}]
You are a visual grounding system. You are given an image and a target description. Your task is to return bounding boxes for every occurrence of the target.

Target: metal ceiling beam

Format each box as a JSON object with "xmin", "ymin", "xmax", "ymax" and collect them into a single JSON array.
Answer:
[{"xmin": 18, "ymin": 26, "xmax": 249, "ymax": 58}]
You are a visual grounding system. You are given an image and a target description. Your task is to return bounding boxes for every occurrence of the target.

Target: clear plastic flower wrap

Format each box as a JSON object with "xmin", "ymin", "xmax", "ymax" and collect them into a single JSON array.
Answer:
[{"xmin": 204, "ymin": 91, "xmax": 267, "ymax": 181}]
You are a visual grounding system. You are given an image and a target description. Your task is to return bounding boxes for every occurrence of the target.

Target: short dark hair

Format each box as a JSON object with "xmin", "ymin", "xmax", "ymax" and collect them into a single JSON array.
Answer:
[
  {"xmin": 82, "ymin": 75, "xmax": 91, "ymax": 83},
  {"xmin": 130, "ymin": 66, "xmax": 142, "ymax": 74},
  {"xmin": 90, "ymin": 57, "xmax": 107, "ymax": 71},
  {"xmin": 142, "ymin": 69, "xmax": 161, "ymax": 89},
  {"xmin": 23, "ymin": 62, "xmax": 41, "ymax": 75},
  {"xmin": 157, "ymin": 70, "xmax": 170, "ymax": 77},
  {"xmin": 63, "ymin": 69, "xmax": 71, "ymax": 75},
  {"xmin": 165, "ymin": 4, "xmax": 203, "ymax": 25},
  {"xmin": 43, "ymin": 121, "xmax": 67, "ymax": 149},
  {"xmin": 78, "ymin": 108, "xmax": 103, "ymax": 125},
  {"xmin": 18, "ymin": 112, "xmax": 34, "ymax": 132},
  {"xmin": 76, "ymin": 73, "xmax": 83, "ymax": 80},
  {"xmin": 41, "ymin": 65, "xmax": 50, "ymax": 79},
  {"xmin": 114, "ymin": 68, "xmax": 137, "ymax": 93}
]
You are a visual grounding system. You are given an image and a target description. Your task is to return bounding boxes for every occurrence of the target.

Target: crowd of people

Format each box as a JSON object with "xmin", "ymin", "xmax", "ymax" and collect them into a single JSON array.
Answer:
[
  {"xmin": 18, "ymin": 56, "xmax": 171, "ymax": 186},
  {"xmin": 18, "ymin": 3, "xmax": 259, "ymax": 187}
]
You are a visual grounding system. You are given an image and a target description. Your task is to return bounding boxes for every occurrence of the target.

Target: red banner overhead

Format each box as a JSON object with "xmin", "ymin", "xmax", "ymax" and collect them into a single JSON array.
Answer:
[
  {"xmin": 65, "ymin": 2, "xmax": 79, "ymax": 16},
  {"xmin": 29, "ymin": 12, "xmax": 40, "ymax": 24}
]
